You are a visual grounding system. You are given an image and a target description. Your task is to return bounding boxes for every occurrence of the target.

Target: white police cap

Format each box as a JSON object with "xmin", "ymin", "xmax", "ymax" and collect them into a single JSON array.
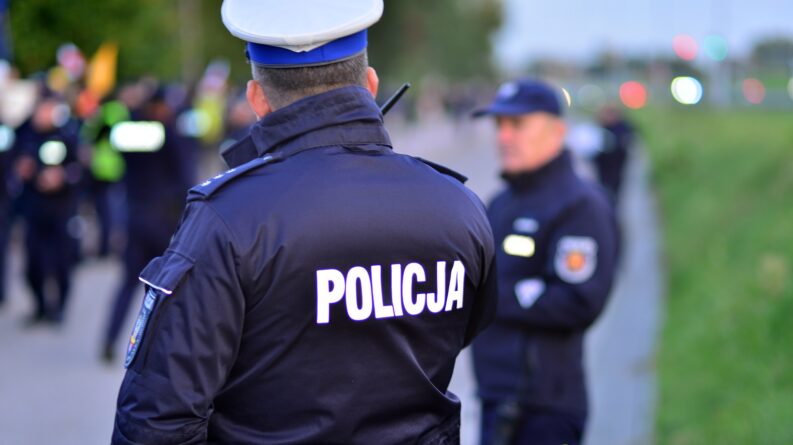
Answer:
[{"xmin": 221, "ymin": 0, "xmax": 384, "ymax": 67}]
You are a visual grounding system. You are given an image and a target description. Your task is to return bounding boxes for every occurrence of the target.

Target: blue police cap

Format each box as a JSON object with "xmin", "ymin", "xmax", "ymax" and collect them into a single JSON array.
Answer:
[
  {"xmin": 473, "ymin": 78, "xmax": 563, "ymax": 118},
  {"xmin": 222, "ymin": 0, "xmax": 384, "ymax": 68}
]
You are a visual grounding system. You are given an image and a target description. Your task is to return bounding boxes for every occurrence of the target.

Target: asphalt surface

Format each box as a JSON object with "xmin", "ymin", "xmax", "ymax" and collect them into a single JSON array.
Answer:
[{"xmin": 0, "ymin": 116, "xmax": 662, "ymax": 444}]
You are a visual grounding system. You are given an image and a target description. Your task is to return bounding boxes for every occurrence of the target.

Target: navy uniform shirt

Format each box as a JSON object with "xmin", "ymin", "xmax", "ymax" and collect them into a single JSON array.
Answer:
[
  {"xmin": 12, "ymin": 118, "xmax": 82, "ymax": 221},
  {"xmin": 113, "ymin": 86, "xmax": 497, "ymax": 445},
  {"xmin": 472, "ymin": 150, "xmax": 618, "ymax": 417}
]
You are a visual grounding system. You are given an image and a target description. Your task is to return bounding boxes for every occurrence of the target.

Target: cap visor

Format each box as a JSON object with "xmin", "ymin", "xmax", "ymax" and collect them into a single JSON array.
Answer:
[{"xmin": 471, "ymin": 103, "xmax": 539, "ymax": 118}]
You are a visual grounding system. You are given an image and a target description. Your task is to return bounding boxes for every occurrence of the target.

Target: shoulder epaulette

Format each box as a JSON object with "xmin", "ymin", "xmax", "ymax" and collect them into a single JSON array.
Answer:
[
  {"xmin": 415, "ymin": 157, "xmax": 468, "ymax": 184},
  {"xmin": 188, "ymin": 154, "xmax": 282, "ymax": 201}
]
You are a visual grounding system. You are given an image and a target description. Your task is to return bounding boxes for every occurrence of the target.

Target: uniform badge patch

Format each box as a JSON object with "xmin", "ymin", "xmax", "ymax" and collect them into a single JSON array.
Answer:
[
  {"xmin": 515, "ymin": 278, "xmax": 545, "ymax": 309},
  {"xmin": 554, "ymin": 236, "xmax": 598, "ymax": 284},
  {"xmin": 124, "ymin": 289, "xmax": 161, "ymax": 368},
  {"xmin": 497, "ymin": 81, "xmax": 519, "ymax": 100},
  {"xmin": 513, "ymin": 217, "xmax": 539, "ymax": 234},
  {"xmin": 503, "ymin": 234, "xmax": 535, "ymax": 258}
]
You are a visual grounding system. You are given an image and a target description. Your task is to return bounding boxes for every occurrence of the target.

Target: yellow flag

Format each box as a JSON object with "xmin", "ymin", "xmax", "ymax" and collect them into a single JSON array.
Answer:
[{"xmin": 86, "ymin": 42, "xmax": 118, "ymax": 99}]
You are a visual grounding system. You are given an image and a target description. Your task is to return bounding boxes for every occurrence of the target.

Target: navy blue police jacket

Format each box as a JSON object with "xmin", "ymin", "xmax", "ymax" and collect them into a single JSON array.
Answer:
[
  {"xmin": 471, "ymin": 150, "xmax": 618, "ymax": 417},
  {"xmin": 112, "ymin": 86, "xmax": 497, "ymax": 445},
  {"xmin": 12, "ymin": 119, "xmax": 82, "ymax": 222}
]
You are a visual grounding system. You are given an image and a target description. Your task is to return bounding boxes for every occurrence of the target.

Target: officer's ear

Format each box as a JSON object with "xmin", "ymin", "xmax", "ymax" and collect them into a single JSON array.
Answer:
[
  {"xmin": 555, "ymin": 119, "xmax": 567, "ymax": 139},
  {"xmin": 366, "ymin": 67, "xmax": 379, "ymax": 99},
  {"xmin": 548, "ymin": 116, "xmax": 566, "ymax": 144},
  {"xmin": 246, "ymin": 80, "xmax": 272, "ymax": 120}
]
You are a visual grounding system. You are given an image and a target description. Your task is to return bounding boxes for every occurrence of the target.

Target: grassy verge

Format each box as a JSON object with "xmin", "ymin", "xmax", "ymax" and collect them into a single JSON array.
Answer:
[{"xmin": 632, "ymin": 107, "xmax": 793, "ymax": 444}]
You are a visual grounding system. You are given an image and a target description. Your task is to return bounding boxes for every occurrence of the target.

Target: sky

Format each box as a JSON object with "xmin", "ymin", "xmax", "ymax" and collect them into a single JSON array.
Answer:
[{"xmin": 494, "ymin": 0, "xmax": 793, "ymax": 70}]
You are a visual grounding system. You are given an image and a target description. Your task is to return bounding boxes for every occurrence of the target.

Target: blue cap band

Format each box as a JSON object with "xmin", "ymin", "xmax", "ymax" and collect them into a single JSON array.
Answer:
[
  {"xmin": 247, "ymin": 30, "xmax": 368, "ymax": 67},
  {"xmin": 472, "ymin": 79, "xmax": 563, "ymax": 118}
]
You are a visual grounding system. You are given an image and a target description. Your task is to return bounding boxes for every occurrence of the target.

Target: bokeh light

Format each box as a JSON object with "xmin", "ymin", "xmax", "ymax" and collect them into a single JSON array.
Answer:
[
  {"xmin": 0, "ymin": 125, "xmax": 14, "ymax": 152},
  {"xmin": 671, "ymin": 77, "xmax": 703, "ymax": 105},
  {"xmin": 39, "ymin": 141, "xmax": 68, "ymax": 166},
  {"xmin": 560, "ymin": 87, "xmax": 572, "ymax": 108},
  {"xmin": 742, "ymin": 78, "xmax": 766, "ymax": 104},
  {"xmin": 673, "ymin": 35, "xmax": 698, "ymax": 61},
  {"xmin": 619, "ymin": 81, "xmax": 648, "ymax": 109},
  {"xmin": 110, "ymin": 121, "xmax": 166, "ymax": 152},
  {"xmin": 176, "ymin": 109, "xmax": 212, "ymax": 138},
  {"xmin": 703, "ymin": 35, "xmax": 729, "ymax": 61},
  {"xmin": 56, "ymin": 43, "xmax": 86, "ymax": 80}
]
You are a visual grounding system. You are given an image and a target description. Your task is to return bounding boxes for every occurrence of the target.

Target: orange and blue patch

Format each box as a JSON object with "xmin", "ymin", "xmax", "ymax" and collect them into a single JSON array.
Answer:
[{"xmin": 124, "ymin": 289, "xmax": 160, "ymax": 368}]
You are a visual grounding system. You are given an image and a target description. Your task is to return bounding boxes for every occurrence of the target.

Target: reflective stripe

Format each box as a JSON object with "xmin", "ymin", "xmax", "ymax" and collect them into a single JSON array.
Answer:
[{"xmin": 138, "ymin": 277, "xmax": 173, "ymax": 295}]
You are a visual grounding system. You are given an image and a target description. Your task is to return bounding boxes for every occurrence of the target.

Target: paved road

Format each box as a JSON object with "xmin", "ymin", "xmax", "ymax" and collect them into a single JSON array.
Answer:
[{"xmin": 0, "ymin": 116, "xmax": 662, "ymax": 444}]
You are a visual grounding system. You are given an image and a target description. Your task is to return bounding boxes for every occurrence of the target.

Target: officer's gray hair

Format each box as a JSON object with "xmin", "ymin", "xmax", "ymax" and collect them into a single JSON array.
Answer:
[{"xmin": 251, "ymin": 52, "xmax": 369, "ymax": 110}]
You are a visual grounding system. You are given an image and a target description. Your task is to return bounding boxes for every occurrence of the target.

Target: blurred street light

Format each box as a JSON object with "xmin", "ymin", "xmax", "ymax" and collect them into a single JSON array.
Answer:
[
  {"xmin": 619, "ymin": 81, "xmax": 648, "ymax": 109},
  {"xmin": 703, "ymin": 35, "xmax": 729, "ymax": 61},
  {"xmin": 673, "ymin": 35, "xmax": 698, "ymax": 61},
  {"xmin": 742, "ymin": 78, "xmax": 765, "ymax": 104},
  {"xmin": 671, "ymin": 76, "xmax": 704, "ymax": 105}
]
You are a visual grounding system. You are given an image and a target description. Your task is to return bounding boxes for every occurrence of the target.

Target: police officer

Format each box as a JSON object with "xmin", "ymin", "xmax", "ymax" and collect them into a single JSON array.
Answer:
[
  {"xmin": 13, "ymin": 93, "xmax": 83, "ymax": 324},
  {"xmin": 80, "ymin": 98, "xmax": 129, "ymax": 258},
  {"xmin": 0, "ymin": 121, "xmax": 12, "ymax": 307},
  {"xmin": 594, "ymin": 104, "xmax": 635, "ymax": 201},
  {"xmin": 111, "ymin": 1, "xmax": 497, "ymax": 443},
  {"xmin": 100, "ymin": 87, "xmax": 196, "ymax": 362},
  {"xmin": 471, "ymin": 79, "xmax": 619, "ymax": 445}
]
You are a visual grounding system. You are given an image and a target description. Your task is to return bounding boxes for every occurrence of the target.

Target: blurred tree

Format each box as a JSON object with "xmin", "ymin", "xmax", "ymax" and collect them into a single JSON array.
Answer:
[
  {"xmin": 751, "ymin": 37, "xmax": 793, "ymax": 68},
  {"xmin": 369, "ymin": 0, "xmax": 503, "ymax": 85},
  {"xmin": 9, "ymin": 0, "xmax": 181, "ymax": 80},
  {"xmin": 9, "ymin": 0, "xmax": 503, "ymax": 85}
]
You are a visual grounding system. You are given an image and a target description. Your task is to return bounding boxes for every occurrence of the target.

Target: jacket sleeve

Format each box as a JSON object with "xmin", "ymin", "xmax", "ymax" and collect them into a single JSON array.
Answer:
[
  {"xmin": 464, "ymin": 251, "xmax": 498, "ymax": 347},
  {"xmin": 462, "ymin": 195, "xmax": 499, "ymax": 347},
  {"xmin": 112, "ymin": 201, "xmax": 246, "ymax": 445},
  {"xmin": 496, "ymin": 195, "xmax": 619, "ymax": 331}
]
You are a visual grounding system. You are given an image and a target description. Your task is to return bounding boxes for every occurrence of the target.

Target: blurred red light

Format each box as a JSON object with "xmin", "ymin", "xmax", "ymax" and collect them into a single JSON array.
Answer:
[
  {"xmin": 673, "ymin": 35, "xmax": 698, "ymax": 61},
  {"xmin": 619, "ymin": 81, "xmax": 648, "ymax": 109},
  {"xmin": 742, "ymin": 78, "xmax": 765, "ymax": 104}
]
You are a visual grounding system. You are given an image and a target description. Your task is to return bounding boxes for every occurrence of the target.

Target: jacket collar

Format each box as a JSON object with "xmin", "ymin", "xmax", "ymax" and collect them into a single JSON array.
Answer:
[
  {"xmin": 222, "ymin": 86, "xmax": 391, "ymax": 168},
  {"xmin": 255, "ymin": 85, "xmax": 390, "ymax": 155}
]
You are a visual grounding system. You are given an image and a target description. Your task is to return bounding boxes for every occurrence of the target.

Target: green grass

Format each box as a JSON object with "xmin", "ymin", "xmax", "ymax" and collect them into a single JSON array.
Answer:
[{"xmin": 632, "ymin": 107, "xmax": 793, "ymax": 444}]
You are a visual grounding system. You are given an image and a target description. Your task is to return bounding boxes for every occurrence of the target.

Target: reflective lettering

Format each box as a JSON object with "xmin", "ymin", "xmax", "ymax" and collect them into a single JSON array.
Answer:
[
  {"xmin": 315, "ymin": 261, "xmax": 466, "ymax": 324},
  {"xmin": 345, "ymin": 267, "xmax": 373, "ymax": 321},
  {"xmin": 427, "ymin": 261, "xmax": 447, "ymax": 313},
  {"xmin": 316, "ymin": 269, "xmax": 345, "ymax": 324},
  {"xmin": 371, "ymin": 266, "xmax": 394, "ymax": 319},
  {"xmin": 402, "ymin": 263, "xmax": 426, "ymax": 315},
  {"xmin": 445, "ymin": 261, "xmax": 465, "ymax": 311},
  {"xmin": 391, "ymin": 264, "xmax": 404, "ymax": 316}
]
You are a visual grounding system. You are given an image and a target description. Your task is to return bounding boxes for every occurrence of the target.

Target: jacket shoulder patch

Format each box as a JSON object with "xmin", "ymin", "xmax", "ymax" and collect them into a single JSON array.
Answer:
[
  {"xmin": 554, "ymin": 236, "xmax": 598, "ymax": 284},
  {"xmin": 189, "ymin": 154, "xmax": 281, "ymax": 201}
]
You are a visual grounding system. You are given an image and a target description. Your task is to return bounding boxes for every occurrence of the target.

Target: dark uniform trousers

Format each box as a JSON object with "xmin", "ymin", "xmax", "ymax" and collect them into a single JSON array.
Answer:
[
  {"xmin": 473, "ymin": 151, "xmax": 619, "ymax": 445},
  {"xmin": 112, "ymin": 86, "xmax": 498, "ymax": 444}
]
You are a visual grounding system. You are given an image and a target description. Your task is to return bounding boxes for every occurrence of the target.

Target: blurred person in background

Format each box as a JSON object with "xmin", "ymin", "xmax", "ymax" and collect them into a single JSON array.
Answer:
[
  {"xmin": 219, "ymin": 93, "xmax": 257, "ymax": 155},
  {"xmin": 80, "ymin": 97, "xmax": 129, "ymax": 257},
  {"xmin": 593, "ymin": 104, "xmax": 635, "ymax": 202},
  {"xmin": 100, "ymin": 85, "xmax": 196, "ymax": 362},
  {"xmin": 471, "ymin": 78, "xmax": 619, "ymax": 445},
  {"xmin": 12, "ymin": 91, "xmax": 83, "ymax": 324},
  {"xmin": 0, "ymin": 117, "xmax": 11, "ymax": 307}
]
